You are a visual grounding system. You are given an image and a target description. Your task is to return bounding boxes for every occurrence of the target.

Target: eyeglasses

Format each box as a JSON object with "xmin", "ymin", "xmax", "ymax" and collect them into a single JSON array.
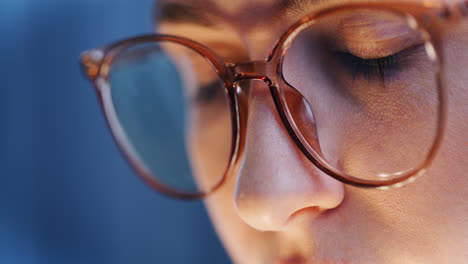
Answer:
[{"xmin": 81, "ymin": 0, "xmax": 467, "ymax": 199}]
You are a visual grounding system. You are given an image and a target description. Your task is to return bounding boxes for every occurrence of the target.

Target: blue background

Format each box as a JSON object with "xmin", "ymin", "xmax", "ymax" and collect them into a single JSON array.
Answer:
[{"xmin": 0, "ymin": 1, "xmax": 230, "ymax": 263}]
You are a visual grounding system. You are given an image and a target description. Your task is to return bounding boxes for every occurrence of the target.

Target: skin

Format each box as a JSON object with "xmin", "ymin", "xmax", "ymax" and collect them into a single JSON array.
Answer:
[{"xmin": 156, "ymin": 0, "xmax": 468, "ymax": 263}]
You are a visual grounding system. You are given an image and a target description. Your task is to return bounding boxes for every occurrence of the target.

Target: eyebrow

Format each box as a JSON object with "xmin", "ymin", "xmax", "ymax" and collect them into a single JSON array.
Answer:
[
  {"xmin": 155, "ymin": 2, "xmax": 215, "ymax": 26},
  {"xmin": 155, "ymin": 0, "xmax": 322, "ymax": 26}
]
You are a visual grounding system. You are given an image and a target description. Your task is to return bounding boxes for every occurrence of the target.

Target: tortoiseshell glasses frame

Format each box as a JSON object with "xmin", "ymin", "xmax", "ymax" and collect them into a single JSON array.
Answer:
[{"xmin": 81, "ymin": 0, "xmax": 468, "ymax": 199}]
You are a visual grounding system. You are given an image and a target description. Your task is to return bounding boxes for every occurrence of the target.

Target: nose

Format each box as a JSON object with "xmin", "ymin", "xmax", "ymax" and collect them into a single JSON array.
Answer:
[{"xmin": 233, "ymin": 80, "xmax": 345, "ymax": 231}]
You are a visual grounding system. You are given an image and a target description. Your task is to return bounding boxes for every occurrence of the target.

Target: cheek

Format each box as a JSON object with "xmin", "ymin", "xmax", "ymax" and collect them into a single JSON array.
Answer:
[
  {"xmin": 445, "ymin": 22, "xmax": 468, "ymax": 141},
  {"xmin": 187, "ymin": 105, "xmax": 233, "ymax": 191},
  {"xmin": 351, "ymin": 21, "xmax": 468, "ymax": 253},
  {"xmin": 201, "ymin": 174, "xmax": 278, "ymax": 264},
  {"xmin": 436, "ymin": 21, "xmax": 468, "ymax": 187}
]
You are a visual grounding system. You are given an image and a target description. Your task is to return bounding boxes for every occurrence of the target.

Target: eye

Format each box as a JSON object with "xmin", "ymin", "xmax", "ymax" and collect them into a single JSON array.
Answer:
[
  {"xmin": 193, "ymin": 80, "xmax": 225, "ymax": 105},
  {"xmin": 330, "ymin": 44, "xmax": 424, "ymax": 84},
  {"xmin": 189, "ymin": 75, "xmax": 230, "ymax": 125}
]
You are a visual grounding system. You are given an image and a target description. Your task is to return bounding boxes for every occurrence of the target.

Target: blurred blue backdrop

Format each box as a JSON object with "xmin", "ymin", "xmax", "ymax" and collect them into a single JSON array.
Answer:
[{"xmin": 0, "ymin": 1, "xmax": 230, "ymax": 263}]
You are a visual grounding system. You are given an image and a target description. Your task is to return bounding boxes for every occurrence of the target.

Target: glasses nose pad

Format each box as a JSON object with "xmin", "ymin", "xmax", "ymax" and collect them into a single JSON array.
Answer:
[{"xmin": 282, "ymin": 83, "xmax": 323, "ymax": 156}]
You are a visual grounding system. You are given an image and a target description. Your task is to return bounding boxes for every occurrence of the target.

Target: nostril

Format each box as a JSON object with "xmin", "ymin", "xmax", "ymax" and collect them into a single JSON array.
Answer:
[{"xmin": 286, "ymin": 206, "xmax": 322, "ymax": 226}]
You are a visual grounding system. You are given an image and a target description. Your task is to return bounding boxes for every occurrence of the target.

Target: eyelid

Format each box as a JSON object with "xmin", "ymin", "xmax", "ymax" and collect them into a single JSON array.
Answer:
[
  {"xmin": 341, "ymin": 33, "xmax": 423, "ymax": 59},
  {"xmin": 337, "ymin": 21, "xmax": 424, "ymax": 59},
  {"xmin": 337, "ymin": 43, "xmax": 424, "ymax": 81},
  {"xmin": 329, "ymin": 12, "xmax": 424, "ymax": 59}
]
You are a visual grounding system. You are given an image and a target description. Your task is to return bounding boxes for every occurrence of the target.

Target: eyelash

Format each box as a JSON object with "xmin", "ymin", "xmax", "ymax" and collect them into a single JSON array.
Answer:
[
  {"xmin": 340, "ymin": 52, "xmax": 402, "ymax": 82},
  {"xmin": 335, "ymin": 46, "xmax": 420, "ymax": 82}
]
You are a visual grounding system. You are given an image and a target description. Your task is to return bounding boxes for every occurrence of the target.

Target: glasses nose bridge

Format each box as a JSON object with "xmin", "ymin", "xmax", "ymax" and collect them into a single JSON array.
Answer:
[{"xmin": 230, "ymin": 61, "xmax": 275, "ymax": 87}]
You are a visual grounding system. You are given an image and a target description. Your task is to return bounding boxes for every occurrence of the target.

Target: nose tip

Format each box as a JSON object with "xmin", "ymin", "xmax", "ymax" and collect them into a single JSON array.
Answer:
[{"xmin": 232, "ymin": 80, "xmax": 344, "ymax": 232}]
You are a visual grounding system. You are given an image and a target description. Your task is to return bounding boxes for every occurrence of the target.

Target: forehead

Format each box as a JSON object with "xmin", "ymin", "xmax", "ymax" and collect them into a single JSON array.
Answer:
[
  {"xmin": 183, "ymin": 0, "xmax": 283, "ymax": 13},
  {"xmin": 156, "ymin": 0, "xmax": 334, "ymax": 32},
  {"xmin": 156, "ymin": 0, "xmax": 329, "ymax": 21},
  {"xmin": 158, "ymin": 0, "xmax": 287, "ymax": 13}
]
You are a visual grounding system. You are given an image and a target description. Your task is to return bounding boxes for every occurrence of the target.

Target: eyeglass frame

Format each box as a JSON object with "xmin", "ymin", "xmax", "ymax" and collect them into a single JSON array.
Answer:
[{"xmin": 81, "ymin": 0, "xmax": 468, "ymax": 199}]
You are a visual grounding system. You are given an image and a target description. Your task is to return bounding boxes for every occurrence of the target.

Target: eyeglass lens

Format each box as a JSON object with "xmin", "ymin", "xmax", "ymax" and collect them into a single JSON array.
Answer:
[
  {"xmin": 108, "ymin": 42, "xmax": 232, "ymax": 194},
  {"xmin": 282, "ymin": 8, "xmax": 439, "ymax": 182}
]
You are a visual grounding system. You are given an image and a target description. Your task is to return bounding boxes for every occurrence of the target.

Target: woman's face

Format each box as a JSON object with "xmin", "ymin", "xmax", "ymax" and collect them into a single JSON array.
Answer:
[{"xmin": 157, "ymin": 0, "xmax": 468, "ymax": 263}]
